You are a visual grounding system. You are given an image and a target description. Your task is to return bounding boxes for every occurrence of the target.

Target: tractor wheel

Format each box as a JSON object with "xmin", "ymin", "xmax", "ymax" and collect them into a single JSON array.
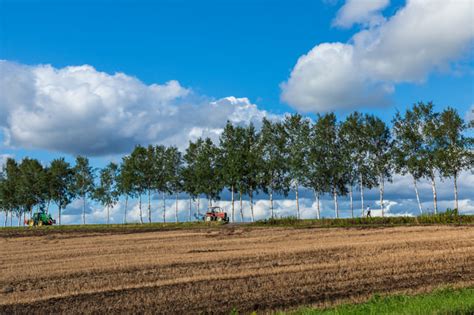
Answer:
[
  {"xmin": 38, "ymin": 221, "xmax": 43, "ymax": 227},
  {"xmin": 205, "ymin": 216, "xmax": 212, "ymax": 222},
  {"xmin": 217, "ymin": 217, "xmax": 223, "ymax": 222},
  {"xmin": 28, "ymin": 219, "xmax": 34, "ymax": 227}
]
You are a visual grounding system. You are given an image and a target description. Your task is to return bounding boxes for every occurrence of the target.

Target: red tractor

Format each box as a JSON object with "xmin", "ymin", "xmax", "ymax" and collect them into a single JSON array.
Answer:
[{"xmin": 204, "ymin": 206, "xmax": 229, "ymax": 223}]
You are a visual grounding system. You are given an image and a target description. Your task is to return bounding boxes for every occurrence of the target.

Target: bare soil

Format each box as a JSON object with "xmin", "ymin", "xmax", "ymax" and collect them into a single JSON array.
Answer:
[{"xmin": 1, "ymin": 225, "xmax": 473, "ymax": 314}]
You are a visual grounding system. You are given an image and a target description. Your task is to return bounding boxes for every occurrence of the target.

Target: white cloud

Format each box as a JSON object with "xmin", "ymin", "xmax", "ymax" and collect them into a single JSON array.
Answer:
[
  {"xmin": 281, "ymin": 0, "xmax": 474, "ymax": 112},
  {"xmin": 0, "ymin": 61, "xmax": 271, "ymax": 156},
  {"xmin": 0, "ymin": 154, "xmax": 13, "ymax": 170},
  {"xmin": 467, "ymin": 105, "xmax": 474, "ymax": 123},
  {"xmin": 333, "ymin": 0, "xmax": 389, "ymax": 28}
]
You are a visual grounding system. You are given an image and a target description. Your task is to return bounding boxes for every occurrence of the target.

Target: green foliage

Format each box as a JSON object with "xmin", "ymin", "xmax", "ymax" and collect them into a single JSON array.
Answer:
[
  {"xmin": 49, "ymin": 158, "xmax": 75, "ymax": 224},
  {"xmin": 93, "ymin": 162, "xmax": 120, "ymax": 224}
]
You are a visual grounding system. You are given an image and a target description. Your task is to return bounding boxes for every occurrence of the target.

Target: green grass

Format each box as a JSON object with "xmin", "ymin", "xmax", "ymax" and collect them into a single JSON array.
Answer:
[
  {"xmin": 255, "ymin": 210, "xmax": 474, "ymax": 228},
  {"xmin": 285, "ymin": 287, "xmax": 474, "ymax": 315}
]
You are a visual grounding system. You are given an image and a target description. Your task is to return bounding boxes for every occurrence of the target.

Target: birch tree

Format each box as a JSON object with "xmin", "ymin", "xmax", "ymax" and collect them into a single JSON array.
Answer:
[
  {"xmin": 365, "ymin": 115, "xmax": 393, "ymax": 217},
  {"xmin": 240, "ymin": 124, "xmax": 262, "ymax": 222},
  {"xmin": 165, "ymin": 146, "xmax": 183, "ymax": 223},
  {"xmin": 94, "ymin": 162, "xmax": 120, "ymax": 224},
  {"xmin": 130, "ymin": 145, "xmax": 148, "ymax": 224},
  {"xmin": 117, "ymin": 155, "xmax": 135, "ymax": 224},
  {"xmin": 219, "ymin": 122, "xmax": 245, "ymax": 222},
  {"xmin": 306, "ymin": 121, "xmax": 330, "ymax": 219},
  {"xmin": 393, "ymin": 107, "xmax": 427, "ymax": 214},
  {"xmin": 313, "ymin": 113, "xmax": 348, "ymax": 218},
  {"xmin": 283, "ymin": 114, "xmax": 310, "ymax": 219},
  {"xmin": 49, "ymin": 158, "xmax": 75, "ymax": 225},
  {"xmin": 437, "ymin": 107, "xmax": 473, "ymax": 211},
  {"xmin": 72, "ymin": 156, "xmax": 95, "ymax": 225},
  {"xmin": 259, "ymin": 118, "xmax": 290, "ymax": 218}
]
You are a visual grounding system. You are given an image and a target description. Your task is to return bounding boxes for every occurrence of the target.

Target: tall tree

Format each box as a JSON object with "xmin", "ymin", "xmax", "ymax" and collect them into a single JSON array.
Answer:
[
  {"xmin": 184, "ymin": 138, "xmax": 223, "ymax": 216},
  {"xmin": 17, "ymin": 158, "xmax": 46, "ymax": 223},
  {"xmin": 393, "ymin": 107, "xmax": 426, "ymax": 214},
  {"xmin": 416, "ymin": 102, "xmax": 442, "ymax": 214},
  {"xmin": 73, "ymin": 156, "xmax": 95, "ymax": 225},
  {"xmin": 283, "ymin": 114, "xmax": 310, "ymax": 219},
  {"xmin": 183, "ymin": 141, "xmax": 200, "ymax": 220},
  {"xmin": 365, "ymin": 115, "xmax": 393, "ymax": 217},
  {"xmin": 437, "ymin": 107, "xmax": 473, "ymax": 211},
  {"xmin": 94, "ymin": 162, "xmax": 120, "ymax": 224},
  {"xmin": 306, "ymin": 121, "xmax": 330, "ymax": 219},
  {"xmin": 241, "ymin": 124, "xmax": 262, "ymax": 222},
  {"xmin": 219, "ymin": 122, "xmax": 243, "ymax": 222},
  {"xmin": 117, "ymin": 155, "xmax": 135, "ymax": 224},
  {"xmin": 340, "ymin": 113, "xmax": 377, "ymax": 217},
  {"xmin": 130, "ymin": 145, "xmax": 148, "ymax": 224},
  {"xmin": 149, "ymin": 145, "xmax": 167, "ymax": 223},
  {"xmin": 314, "ymin": 114, "xmax": 348, "ymax": 218},
  {"xmin": 165, "ymin": 147, "xmax": 183, "ymax": 223},
  {"xmin": 2, "ymin": 159, "xmax": 21, "ymax": 226},
  {"xmin": 49, "ymin": 158, "xmax": 75, "ymax": 225},
  {"xmin": 259, "ymin": 118, "xmax": 290, "ymax": 218}
]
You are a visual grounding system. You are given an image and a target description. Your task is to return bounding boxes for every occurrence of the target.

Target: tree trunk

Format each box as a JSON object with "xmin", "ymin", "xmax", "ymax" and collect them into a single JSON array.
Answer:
[
  {"xmin": 124, "ymin": 195, "xmax": 128, "ymax": 224},
  {"xmin": 360, "ymin": 173, "xmax": 364, "ymax": 217},
  {"xmin": 379, "ymin": 174, "xmax": 385, "ymax": 217},
  {"xmin": 239, "ymin": 190, "xmax": 244, "ymax": 222},
  {"xmin": 270, "ymin": 189, "xmax": 274, "ymax": 219},
  {"xmin": 413, "ymin": 176, "xmax": 423, "ymax": 214},
  {"xmin": 46, "ymin": 200, "xmax": 50, "ymax": 214},
  {"xmin": 139, "ymin": 195, "xmax": 143, "ymax": 224},
  {"xmin": 4, "ymin": 211, "xmax": 7, "ymax": 227},
  {"xmin": 349, "ymin": 185, "xmax": 354, "ymax": 218},
  {"xmin": 107, "ymin": 205, "xmax": 110, "ymax": 224},
  {"xmin": 249, "ymin": 190, "xmax": 254, "ymax": 222},
  {"xmin": 453, "ymin": 171, "xmax": 459, "ymax": 211},
  {"xmin": 231, "ymin": 185, "xmax": 235, "ymax": 223},
  {"xmin": 430, "ymin": 172, "xmax": 438, "ymax": 214},
  {"xmin": 18, "ymin": 213, "xmax": 21, "ymax": 227},
  {"xmin": 58, "ymin": 206, "xmax": 61, "ymax": 225},
  {"xmin": 295, "ymin": 181, "xmax": 300, "ymax": 220},
  {"xmin": 314, "ymin": 190, "xmax": 320, "ymax": 219},
  {"xmin": 82, "ymin": 193, "xmax": 86, "ymax": 225},
  {"xmin": 333, "ymin": 187, "xmax": 339, "ymax": 218},
  {"xmin": 10, "ymin": 212, "xmax": 13, "ymax": 227},
  {"xmin": 175, "ymin": 193, "xmax": 179, "ymax": 223},
  {"xmin": 163, "ymin": 191, "xmax": 166, "ymax": 223},
  {"xmin": 197, "ymin": 198, "xmax": 200, "ymax": 216},
  {"xmin": 147, "ymin": 190, "xmax": 152, "ymax": 224},
  {"xmin": 189, "ymin": 197, "xmax": 192, "ymax": 222}
]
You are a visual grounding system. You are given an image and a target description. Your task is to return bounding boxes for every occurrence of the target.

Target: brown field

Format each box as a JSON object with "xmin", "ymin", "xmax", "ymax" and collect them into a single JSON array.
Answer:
[{"xmin": 1, "ymin": 225, "xmax": 473, "ymax": 314}]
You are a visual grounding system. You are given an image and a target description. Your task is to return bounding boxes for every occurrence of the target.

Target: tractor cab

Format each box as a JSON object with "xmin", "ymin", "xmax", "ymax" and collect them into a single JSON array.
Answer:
[
  {"xmin": 25, "ymin": 210, "xmax": 56, "ymax": 226},
  {"xmin": 204, "ymin": 206, "xmax": 229, "ymax": 223}
]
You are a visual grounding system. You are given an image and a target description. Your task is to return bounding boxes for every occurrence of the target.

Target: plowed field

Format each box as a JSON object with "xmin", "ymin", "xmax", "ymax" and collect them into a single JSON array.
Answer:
[{"xmin": 1, "ymin": 225, "xmax": 473, "ymax": 314}]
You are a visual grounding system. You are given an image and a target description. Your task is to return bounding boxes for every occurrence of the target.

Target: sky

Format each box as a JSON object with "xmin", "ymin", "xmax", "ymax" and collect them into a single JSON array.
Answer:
[{"xmin": 0, "ymin": 0, "xmax": 473, "ymax": 224}]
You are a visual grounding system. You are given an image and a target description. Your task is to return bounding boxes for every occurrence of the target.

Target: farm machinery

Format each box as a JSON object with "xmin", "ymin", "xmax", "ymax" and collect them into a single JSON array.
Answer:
[
  {"xmin": 197, "ymin": 206, "xmax": 230, "ymax": 223},
  {"xmin": 25, "ymin": 211, "xmax": 56, "ymax": 226}
]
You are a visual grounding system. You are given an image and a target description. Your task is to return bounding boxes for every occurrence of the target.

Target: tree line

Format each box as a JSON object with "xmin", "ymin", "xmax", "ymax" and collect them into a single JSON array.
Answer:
[{"xmin": 0, "ymin": 102, "xmax": 472, "ymax": 226}]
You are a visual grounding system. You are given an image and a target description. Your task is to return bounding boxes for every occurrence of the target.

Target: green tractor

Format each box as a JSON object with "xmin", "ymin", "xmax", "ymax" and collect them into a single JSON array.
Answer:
[{"xmin": 25, "ymin": 211, "xmax": 56, "ymax": 227}]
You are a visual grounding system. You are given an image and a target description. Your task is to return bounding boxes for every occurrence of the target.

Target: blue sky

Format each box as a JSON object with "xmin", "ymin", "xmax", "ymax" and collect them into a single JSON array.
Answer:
[{"xmin": 0, "ymin": 0, "xmax": 473, "ymax": 224}]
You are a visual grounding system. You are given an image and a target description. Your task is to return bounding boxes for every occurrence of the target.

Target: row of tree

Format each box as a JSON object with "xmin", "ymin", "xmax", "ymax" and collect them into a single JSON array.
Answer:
[{"xmin": 0, "ymin": 102, "xmax": 472, "ymax": 226}]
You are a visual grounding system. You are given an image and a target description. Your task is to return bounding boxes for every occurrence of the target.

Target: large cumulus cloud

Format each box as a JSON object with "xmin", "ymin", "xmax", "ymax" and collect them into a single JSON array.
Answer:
[
  {"xmin": 281, "ymin": 0, "xmax": 474, "ymax": 112},
  {"xmin": 0, "ymin": 61, "xmax": 271, "ymax": 156}
]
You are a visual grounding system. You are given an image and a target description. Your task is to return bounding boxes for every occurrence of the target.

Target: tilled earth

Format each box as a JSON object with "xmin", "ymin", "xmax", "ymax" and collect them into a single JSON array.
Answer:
[{"xmin": 1, "ymin": 225, "xmax": 473, "ymax": 314}]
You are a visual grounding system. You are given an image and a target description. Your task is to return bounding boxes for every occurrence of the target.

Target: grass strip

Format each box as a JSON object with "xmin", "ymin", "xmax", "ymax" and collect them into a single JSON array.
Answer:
[{"xmin": 286, "ymin": 287, "xmax": 474, "ymax": 315}]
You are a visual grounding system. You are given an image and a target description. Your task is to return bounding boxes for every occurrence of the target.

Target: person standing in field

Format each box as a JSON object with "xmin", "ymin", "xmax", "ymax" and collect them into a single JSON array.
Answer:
[{"xmin": 366, "ymin": 206, "xmax": 371, "ymax": 218}]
